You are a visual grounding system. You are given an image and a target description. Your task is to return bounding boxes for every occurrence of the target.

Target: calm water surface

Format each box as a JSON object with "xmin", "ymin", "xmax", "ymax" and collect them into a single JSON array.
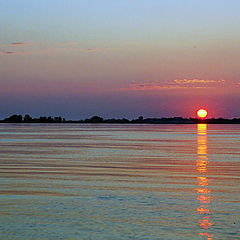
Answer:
[{"xmin": 0, "ymin": 124, "xmax": 239, "ymax": 240}]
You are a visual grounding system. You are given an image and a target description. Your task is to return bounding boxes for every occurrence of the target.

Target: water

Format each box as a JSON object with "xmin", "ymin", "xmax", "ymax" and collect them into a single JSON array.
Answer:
[{"xmin": 0, "ymin": 124, "xmax": 239, "ymax": 240}]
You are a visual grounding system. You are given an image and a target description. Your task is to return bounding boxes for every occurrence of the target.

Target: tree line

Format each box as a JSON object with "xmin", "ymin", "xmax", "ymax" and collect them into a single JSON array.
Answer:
[{"xmin": 1, "ymin": 114, "xmax": 240, "ymax": 124}]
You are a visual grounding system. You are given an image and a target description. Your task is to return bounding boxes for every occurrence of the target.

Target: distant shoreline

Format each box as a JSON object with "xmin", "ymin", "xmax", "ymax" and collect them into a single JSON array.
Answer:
[{"xmin": 1, "ymin": 114, "xmax": 240, "ymax": 124}]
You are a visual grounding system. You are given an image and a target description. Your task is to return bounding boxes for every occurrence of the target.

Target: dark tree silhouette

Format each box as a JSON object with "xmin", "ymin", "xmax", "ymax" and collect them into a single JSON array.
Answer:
[
  {"xmin": 4, "ymin": 115, "xmax": 22, "ymax": 123},
  {"xmin": 47, "ymin": 116, "xmax": 53, "ymax": 122},
  {"xmin": 89, "ymin": 116, "xmax": 103, "ymax": 123},
  {"xmin": 24, "ymin": 114, "xmax": 32, "ymax": 122}
]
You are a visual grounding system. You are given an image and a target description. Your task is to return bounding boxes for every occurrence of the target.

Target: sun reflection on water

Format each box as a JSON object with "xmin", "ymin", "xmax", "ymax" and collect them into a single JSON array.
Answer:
[{"xmin": 196, "ymin": 124, "xmax": 214, "ymax": 240}]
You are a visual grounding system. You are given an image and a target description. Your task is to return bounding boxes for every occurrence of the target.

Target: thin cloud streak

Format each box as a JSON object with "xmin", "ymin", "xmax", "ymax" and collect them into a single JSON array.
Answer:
[
  {"xmin": 5, "ymin": 51, "xmax": 16, "ymax": 54},
  {"xmin": 0, "ymin": 42, "xmax": 30, "ymax": 47},
  {"xmin": 121, "ymin": 78, "xmax": 235, "ymax": 91},
  {"xmin": 10, "ymin": 42, "xmax": 29, "ymax": 46},
  {"xmin": 121, "ymin": 82, "xmax": 207, "ymax": 91},
  {"xmin": 0, "ymin": 44, "xmax": 102, "ymax": 56},
  {"xmin": 0, "ymin": 49, "xmax": 16, "ymax": 54},
  {"xmin": 174, "ymin": 79, "xmax": 226, "ymax": 84}
]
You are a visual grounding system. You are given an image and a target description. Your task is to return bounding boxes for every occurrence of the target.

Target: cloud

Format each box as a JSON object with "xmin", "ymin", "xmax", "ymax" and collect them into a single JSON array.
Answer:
[
  {"xmin": 0, "ymin": 49, "xmax": 17, "ymax": 55},
  {"xmin": 10, "ymin": 42, "xmax": 29, "ymax": 46},
  {"xmin": 121, "ymin": 78, "xmax": 228, "ymax": 91},
  {"xmin": 0, "ymin": 42, "xmax": 102, "ymax": 56},
  {"xmin": 26, "ymin": 46, "xmax": 101, "ymax": 55},
  {"xmin": 174, "ymin": 79, "xmax": 226, "ymax": 84},
  {"xmin": 5, "ymin": 51, "xmax": 16, "ymax": 54},
  {"xmin": 0, "ymin": 42, "xmax": 30, "ymax": 55},
  {"xmin": 120, "ymin": 81, "xmax": 207, "ymax": 91},
  {"xmin": 0, "ymin": 42, "xmax": 30, "ymax": 47}
]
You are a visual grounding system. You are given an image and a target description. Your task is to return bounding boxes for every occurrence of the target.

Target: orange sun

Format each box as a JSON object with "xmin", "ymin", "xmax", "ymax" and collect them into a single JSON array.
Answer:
[{"xmin": 197, "ymin": 109, "xmax": 208, "ymax": 118}]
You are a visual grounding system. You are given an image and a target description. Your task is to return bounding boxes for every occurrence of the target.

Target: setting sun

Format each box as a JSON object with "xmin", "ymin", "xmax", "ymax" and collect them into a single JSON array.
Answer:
[{"xmin": 197, "ymin": 109, "xmax": 208, "ymax": 118}]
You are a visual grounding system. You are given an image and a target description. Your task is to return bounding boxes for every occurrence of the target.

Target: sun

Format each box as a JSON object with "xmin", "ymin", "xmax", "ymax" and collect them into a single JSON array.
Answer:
[{"xmin": 197, "ymin": 109, "xmax": 208, "ymax": 118}]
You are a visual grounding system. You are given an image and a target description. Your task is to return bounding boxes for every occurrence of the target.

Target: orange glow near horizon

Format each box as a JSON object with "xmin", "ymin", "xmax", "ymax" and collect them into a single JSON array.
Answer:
[{"xmin": 197, "ymin": 109, "xmax": 208, "ymax": 118}]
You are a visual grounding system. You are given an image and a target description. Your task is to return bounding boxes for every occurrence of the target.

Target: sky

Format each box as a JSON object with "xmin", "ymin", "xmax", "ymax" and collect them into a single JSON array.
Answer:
[{"xmin": 1, "ymin": 0, "xmax": 240, "ymax": 119}]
